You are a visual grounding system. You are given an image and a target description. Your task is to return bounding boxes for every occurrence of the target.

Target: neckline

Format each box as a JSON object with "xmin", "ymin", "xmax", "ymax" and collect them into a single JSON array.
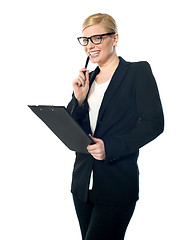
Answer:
[{"xmin": 94, "ymin": 79, "xmax": 111, "ymax": 86}]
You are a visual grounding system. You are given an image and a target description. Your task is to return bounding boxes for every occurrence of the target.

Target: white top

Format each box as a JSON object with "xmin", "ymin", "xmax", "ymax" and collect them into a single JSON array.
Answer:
[
  {"xmin": 87, "ymin": 79, "xmax": 111, "ymax": 190},
  {"xmin": 88, "ymin": 79, "xmax": 111, "ymax": 134}
]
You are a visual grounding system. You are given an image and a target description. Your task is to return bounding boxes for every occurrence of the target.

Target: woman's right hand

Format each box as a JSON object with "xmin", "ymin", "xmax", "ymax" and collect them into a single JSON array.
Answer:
[{"xmin": 72, "ymin": 68, "xmax": 90, "ymax": 106}]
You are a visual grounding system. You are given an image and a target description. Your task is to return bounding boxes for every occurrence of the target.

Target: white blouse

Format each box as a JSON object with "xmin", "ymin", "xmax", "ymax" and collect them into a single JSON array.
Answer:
[
  {"xmin": 87, "ymin": 79, "xmax": 111, "ymax": 190},
  {"xmin": 88, "ymin": 79, "xmax": 111, "ymax": 134}
]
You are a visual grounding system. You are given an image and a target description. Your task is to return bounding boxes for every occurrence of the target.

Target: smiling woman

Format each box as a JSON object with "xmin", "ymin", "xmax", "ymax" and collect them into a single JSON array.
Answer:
[
  {"xmin": 67, "ymin": 13, "xmax": 164, "ymax": 240},
  {"xmin": 77, "ymin": 13, "xmax": 119, "ymax": 67}
]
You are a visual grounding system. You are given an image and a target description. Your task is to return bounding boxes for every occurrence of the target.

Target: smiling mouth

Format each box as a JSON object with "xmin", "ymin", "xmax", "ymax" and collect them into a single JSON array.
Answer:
[{"xmin": 88, "ymin": 51, "xmax": 100, "ymax": 57}]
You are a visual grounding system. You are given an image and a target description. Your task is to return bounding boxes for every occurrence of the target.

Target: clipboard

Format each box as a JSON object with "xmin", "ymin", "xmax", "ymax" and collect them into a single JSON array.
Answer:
[{"xmin": 28, "ymin": 105, "xmax": 93, "ymax": 154}]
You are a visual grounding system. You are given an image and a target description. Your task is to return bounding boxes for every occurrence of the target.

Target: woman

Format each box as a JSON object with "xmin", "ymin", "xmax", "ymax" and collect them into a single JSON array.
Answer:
[{"xmin": 67, "ymin": 13, "xmax": 164, "ymax": 240}]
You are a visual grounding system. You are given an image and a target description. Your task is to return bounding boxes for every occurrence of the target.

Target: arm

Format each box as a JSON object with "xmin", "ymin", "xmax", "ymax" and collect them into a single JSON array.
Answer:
[
  {"xmin": 66, "ymin": 95, "xmax": 89, "ymax": 122},
  {"xmin": 104, "ymin": 62, "xmax": 164, "ymax": 163},
  {"xmin": 66, "ymin": 68, "xmax": 90, "ymax": 121}
]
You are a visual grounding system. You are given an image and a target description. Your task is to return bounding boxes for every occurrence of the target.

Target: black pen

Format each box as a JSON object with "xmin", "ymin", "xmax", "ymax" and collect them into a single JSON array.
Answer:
[
  {"xmin": 85, "ymin": 55, "xmax": 90, "ymax": 69},
  {"xmin": 80, "ymin": 56, "xmax": 90, "ymax": 87},
  {"xmin": 81, "ymin": 56, "xmax": 89, "ymax": 87}
]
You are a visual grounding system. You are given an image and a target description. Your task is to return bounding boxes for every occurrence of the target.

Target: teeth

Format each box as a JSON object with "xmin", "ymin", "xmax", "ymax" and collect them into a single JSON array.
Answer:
[{"xmin": 89, "ymin": 51, "xmax": 100, "ymax": 55}]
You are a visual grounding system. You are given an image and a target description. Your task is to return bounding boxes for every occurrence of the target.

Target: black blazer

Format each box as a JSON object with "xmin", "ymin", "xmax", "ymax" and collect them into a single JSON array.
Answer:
[{"xmin": 67, "ymin": 57, "xmax": 164, "ymax": 205}]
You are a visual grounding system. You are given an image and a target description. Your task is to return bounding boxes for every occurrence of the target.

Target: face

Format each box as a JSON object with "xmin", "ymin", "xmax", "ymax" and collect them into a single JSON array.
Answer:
[{"xmin": 82, "ymin": 24, "xmax": 118, "ymax": 66}]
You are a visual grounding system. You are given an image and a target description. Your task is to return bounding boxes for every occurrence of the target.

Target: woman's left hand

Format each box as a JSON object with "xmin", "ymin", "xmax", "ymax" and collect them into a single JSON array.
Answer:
[{"xmin": 87, "ymin": 134, "xmax": 106, "ymax": 160}]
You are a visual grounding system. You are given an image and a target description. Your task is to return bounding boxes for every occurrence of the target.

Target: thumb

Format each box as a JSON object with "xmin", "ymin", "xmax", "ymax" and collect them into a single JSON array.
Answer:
[
  {"xmin": 89, "ymin": 134, "xmax": 99, "ymax": 143},
  {"xmin": 85, "ymin": 70, "xmax": 89, "ymax": 83}
]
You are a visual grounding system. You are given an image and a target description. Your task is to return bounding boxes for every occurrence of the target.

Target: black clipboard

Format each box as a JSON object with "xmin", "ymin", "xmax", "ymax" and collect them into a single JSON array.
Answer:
[{"xmin": 28, "ymin": 105, "xmax": 93, "ymax": 154}]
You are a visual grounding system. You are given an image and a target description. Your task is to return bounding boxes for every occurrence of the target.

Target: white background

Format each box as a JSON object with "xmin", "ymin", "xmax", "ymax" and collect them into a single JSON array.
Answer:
[{"xmin": 0, "ymin": 0, "xmax": 192, "ymax": 239}]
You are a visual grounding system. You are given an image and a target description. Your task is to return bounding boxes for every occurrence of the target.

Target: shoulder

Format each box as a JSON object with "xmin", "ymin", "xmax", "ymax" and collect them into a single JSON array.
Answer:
[
  {"xmin": 119, "ymin": 58, "xmax": 157, "ymax": 89},
  {"xmin": 119, "ymin": 57, "xmax": 152, "ymax": 74},
  {"xmin": 128, "ymin": 60, "xmax": 151, "ymax": 71},
  {"xmin": 128, "ymin": 61, "xmax": 154, "ymax": 80},
  {"xmin": 119, "ymin": 56, "xmax": 150, "ymax": 65}
]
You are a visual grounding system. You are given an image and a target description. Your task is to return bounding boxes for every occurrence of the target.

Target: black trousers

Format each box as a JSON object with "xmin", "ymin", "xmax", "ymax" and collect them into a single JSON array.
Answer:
[{"xmin": 73, "ymin": 194, "xmax": 136, "ymax": 240}]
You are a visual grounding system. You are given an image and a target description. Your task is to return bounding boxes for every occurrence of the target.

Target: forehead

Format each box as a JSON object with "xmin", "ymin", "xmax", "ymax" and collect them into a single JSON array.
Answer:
[{"xmin": 82, "ymin": 24, "xmax": 106, "ymax": 37}]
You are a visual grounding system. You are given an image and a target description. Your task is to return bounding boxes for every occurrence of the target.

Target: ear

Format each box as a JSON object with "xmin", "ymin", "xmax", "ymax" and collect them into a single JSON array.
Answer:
[{"xmin": 113, "ymin": 33, "xmax": 119, "ymax": 46}]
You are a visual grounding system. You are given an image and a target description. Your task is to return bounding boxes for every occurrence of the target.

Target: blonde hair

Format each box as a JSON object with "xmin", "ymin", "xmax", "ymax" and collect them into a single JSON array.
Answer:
[{"xmin": 82, "ymin": 13, "xmax": 118, "ymax": 33}]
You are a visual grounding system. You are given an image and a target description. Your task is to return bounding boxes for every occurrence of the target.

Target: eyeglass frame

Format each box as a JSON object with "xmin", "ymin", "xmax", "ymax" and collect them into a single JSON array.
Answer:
[{"xmin": 77, "ymin": 32, "xmax": 115, "ymax": 46}]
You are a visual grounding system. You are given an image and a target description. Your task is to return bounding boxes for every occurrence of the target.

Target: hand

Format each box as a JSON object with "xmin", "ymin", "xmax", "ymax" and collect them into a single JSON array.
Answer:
[
  {"xmin": 72, "ymin": 69, "xmax": 89, "ymax": 106},
  {"xmin": 87, "ymin": 135, "xmax": 106, "ymax": 161}
]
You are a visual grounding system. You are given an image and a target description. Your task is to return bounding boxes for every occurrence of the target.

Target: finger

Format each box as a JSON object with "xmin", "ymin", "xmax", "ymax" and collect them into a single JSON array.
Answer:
[
  {"xmin": 85, "ymin": 70, "xmax": 89, "ymax": 83},
  {"xmin": 75, "ymin": 69, "xmax": 86, "ymax": 86},
  {"xmin": 87, "ymin": 144, "xmax": 98, "ymax": 152},
  {"xmin": 80, "ymin": 68, "xmax": 87, "ymax": 72},
  {"xmin": 79, "ymin": 68, "xmax": 87, "ymax": 79},
  {"xmin": 79, "ymin": 71, "xmax": 86, "ymax": 80},
  {"xmin": 89, "ymin": 134, "xmax": 99, "ymax": 143},
  {"xmin": 73, "ymin": 79, "xmax": 83, "ymax": 87},
  {"xmin": 88, "ymin": 135, "xmax": 96, "ymax": 145},
  {"xmin": 88, "ymin": 148, "xmax": 101, "ymax": 155},
  {"xmin": 91, "ymin": 154, "xmax": 104, "ymax": 161},
  {"xmin": 74, "ymin": 76, "xmax": 85, "ymax": 87}
]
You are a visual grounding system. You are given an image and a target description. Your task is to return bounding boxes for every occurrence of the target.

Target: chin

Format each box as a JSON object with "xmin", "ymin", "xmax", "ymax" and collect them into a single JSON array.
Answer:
[{"xmin": 89, "ymin": 57, "xmax": 100, "ymax": 64}]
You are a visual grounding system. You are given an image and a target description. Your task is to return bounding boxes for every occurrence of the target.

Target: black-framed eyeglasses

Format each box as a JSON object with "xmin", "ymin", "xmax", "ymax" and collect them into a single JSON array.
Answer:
[{"xmin": 77, "ymin": 32, "xmax": 115, "ymax": 46}]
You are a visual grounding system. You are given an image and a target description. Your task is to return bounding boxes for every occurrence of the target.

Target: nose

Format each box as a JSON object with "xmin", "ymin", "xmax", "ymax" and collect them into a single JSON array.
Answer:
[
  {"xmin": 85, "ymin": 41, "xmax": 95, "ymax": 53},
  {"xmin": 87, "ymin": 38, "xmax": 94, "ymax": 48},
  {"xmin": 87, "ymin": 40, "xmax": 95, "ymax": 48}
]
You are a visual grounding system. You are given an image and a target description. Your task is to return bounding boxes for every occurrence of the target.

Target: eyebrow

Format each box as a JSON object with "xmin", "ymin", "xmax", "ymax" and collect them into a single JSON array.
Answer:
[
  {"xmin": 82, "ymin": 32, "xmax": 115, "ymax": 38},
  {"xmin": 82, "ymin": 33, "xmax": 106, "ymax": 38}
]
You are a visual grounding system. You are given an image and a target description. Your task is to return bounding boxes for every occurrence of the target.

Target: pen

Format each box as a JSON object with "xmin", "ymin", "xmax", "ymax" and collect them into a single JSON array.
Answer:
[
  {"xmin": 85, "ymin": 55, "xmax": 90, "ymax": 69},
  {"xmin": 81, "ymin": 56, "xmax": 89, "ymax": 86}
]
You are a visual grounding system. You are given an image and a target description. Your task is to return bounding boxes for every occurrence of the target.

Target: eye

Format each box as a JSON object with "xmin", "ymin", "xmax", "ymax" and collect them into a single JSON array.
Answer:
[
  {"xmin": 82, "ymin": 38, "xmax": 88, "ymax": 43},
  {"xmin": 92, "ymin": 35, "xmax": 101, "ymax": 42},
  {"xmin": 78, "ymin": 37, "xmax": 88, "ymax": 45}
]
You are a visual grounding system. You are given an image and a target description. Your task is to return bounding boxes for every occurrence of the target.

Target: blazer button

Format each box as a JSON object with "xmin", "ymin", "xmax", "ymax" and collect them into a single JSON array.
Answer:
[{"xmin": 110, "ymin": 158, "xmax": 116, "ymax": 162}]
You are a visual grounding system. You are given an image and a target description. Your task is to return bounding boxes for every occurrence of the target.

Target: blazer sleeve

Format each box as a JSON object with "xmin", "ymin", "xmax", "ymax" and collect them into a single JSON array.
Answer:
[
  {"xmin": 104, "ymin": 62, "xmax": 164, "ymax": 163},
  {"xmin": 66, "ymin": 95, "xmax": 89, "ymax": 122}
]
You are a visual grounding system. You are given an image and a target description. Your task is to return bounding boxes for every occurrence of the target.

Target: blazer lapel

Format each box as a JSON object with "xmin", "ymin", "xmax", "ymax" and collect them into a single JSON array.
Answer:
[
  {"xmin": 89, "ymin": 66, "xmax": 100, "ymax": 88},
  {"xmin": 96, "ymin": 57, "xmax": 131, "ymax": 128}
]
